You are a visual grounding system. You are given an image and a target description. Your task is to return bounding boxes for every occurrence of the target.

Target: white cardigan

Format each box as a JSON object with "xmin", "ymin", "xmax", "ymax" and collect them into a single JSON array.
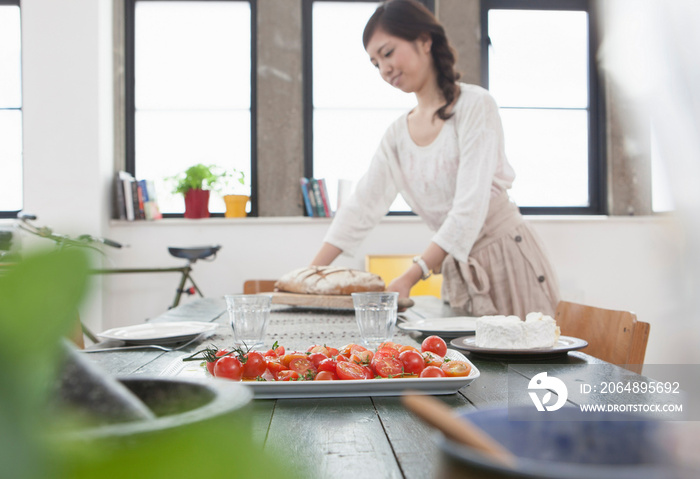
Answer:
[{"xmin": 324, "ymin": 83, "xmax": 515, "ymax": 264}]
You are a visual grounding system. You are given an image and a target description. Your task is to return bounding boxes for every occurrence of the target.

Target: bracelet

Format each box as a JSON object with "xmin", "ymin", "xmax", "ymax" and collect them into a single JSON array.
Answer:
[{"xmin": 412, "ymin": 256, "xmax": 432, "ymax": 280}]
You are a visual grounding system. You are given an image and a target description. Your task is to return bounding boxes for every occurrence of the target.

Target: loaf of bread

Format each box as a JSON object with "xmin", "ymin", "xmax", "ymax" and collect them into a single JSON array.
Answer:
[{"xmin": 275, "ymin": 266, "xmax": 385, "ymax": 295}]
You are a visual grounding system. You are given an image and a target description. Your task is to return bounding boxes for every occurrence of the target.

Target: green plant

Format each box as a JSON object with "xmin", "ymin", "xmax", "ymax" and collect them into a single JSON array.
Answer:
[
  {"xmin": 168, "ymin": 164, "xmax": 247, "ymax": 196},
  {"xmin": 221, "ymin": 169, "xmax": 248, "ymax": 196},
  {"xmin": 168, "ymin": 164, "xmax": 225, "ymax": 196}
]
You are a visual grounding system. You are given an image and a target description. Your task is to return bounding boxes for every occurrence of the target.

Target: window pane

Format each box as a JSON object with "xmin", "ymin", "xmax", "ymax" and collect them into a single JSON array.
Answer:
[
  {"xmin": 0, "ymin": 6, "xmax": 22, "ymax": 108},
  {"xmin": 0, "ymin": 111, "xmax": 23, "ymax": 211},
  {"xmin": 133, "ymin": 1, "xmax": 251, "ymax": 215},
  {"xmin": 312, "ymin": 1, "xmax": 414, "ymax": 213},
  {"xmin": 135, "ymin": 111, "xmax": 250, "ymax": 214},
  {"xmin": 489, "ymin": 10, "xmax": 588, "ymax": 109},
  {"xmin": 135, "ymin": 2, "xmax": 250, "ymax": 110},
  {"xmin": 500, "ymin": 109, "xmax": 589, "ymax": 207},
  {"xmin": 314, "ymin": 109, "xmax": 410, "ymax": 212}
]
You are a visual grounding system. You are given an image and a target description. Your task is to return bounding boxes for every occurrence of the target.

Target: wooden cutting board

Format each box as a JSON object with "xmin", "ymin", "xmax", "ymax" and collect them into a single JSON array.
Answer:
[{"xmin": 270, "ymin": 291, "xmax": 414, "ymax": 310}]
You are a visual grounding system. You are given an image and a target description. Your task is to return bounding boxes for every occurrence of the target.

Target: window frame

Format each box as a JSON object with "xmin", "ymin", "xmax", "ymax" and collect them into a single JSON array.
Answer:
[
  {"xmin": 301, "ymin": 0, "xmax": 434, "ymax": 217},
  {"xmin": 123, "ymin": 0, "xmax": 258, "ymax": 217},
  {"xmin": 0, "ymin": 0, "xmax": 22, "ymax": 219},
  {"xmin": 481, "ymin": 0, "xmax": 606, "ymax": 215}
]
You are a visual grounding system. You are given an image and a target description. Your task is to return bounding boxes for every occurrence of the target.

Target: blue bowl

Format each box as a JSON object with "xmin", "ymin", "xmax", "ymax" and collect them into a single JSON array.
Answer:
[{"xmin": 438, "ymin": 406, "xmax": 693, "ymax": 479}]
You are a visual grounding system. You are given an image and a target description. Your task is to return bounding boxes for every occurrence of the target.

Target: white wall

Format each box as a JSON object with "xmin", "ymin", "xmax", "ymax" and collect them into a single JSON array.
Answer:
[
  {"xmin": 15, "ymin": 0, "xmax": 697, "ymax": 367},
  {"xmin": 100, "ymin": 215, "xmax": 688, "ymax": 365}
]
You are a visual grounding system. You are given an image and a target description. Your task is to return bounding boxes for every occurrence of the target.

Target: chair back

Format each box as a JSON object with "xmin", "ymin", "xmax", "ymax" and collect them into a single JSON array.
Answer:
[
  {"xmin": 365, "ymin": 254, "xmax": 443, "ymax": 298},
  {"xmin": 555, "ymin": 301, "xmax": 650, "ymax": 374}
]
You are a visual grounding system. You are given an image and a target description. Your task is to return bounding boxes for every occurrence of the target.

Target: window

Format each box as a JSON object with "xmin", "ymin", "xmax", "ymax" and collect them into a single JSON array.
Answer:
[
  {"xmin": 482, "ymin": 0, "xmax": 605, "ymax": 214},
  {"xmin": 305, "ymin": 0, "xmax": 427, "ymax": 214},
  {"xmin": 0, "ymin": 0, "xmax": 22, "ymax": 218},
  {"xmin": 125, "ymin": 0, "xmax": 255, "ymax": 216}
]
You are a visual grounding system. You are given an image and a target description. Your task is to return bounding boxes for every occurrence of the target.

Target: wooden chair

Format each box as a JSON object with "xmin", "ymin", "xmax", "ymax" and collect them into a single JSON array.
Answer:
[
  {"xmin": 555, "ymin": 301, "xmax": 650, "ymax": 374},
  {"xmin": 243, "ymin": 279, "xmax": 277, "ymax": 294},
  {"xmin": 365, "ymin": 254, "xmax": 443, "ymax": 298}
]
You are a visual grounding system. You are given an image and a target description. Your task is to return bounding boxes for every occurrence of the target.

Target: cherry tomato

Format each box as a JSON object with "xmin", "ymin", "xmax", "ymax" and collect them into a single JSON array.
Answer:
[
  {"xmin": 339, "ymin": 343, "xmax": 367, "ymax": 357},
  {"xmin": 399, "ymin": 350, "xmax": 425, "ymax": 376},
  {"xmin": 308, "ymin": 352, "xmax": 329, "ymax": 368},
  {"xmin": 277, "ymin": 370, "xmax": 301, "ymax": 381},
  {"xmin": 378, "ymin": 341, "xmax": 400, "ymax": 352},
  {"xmin": 266, "ymin": 359, "xmax": 288, "ymax": 379},
  {"xmin": 421, "ymin": 335, "xmax": 447, "ymax": 357},
  {"xmin": 314, "ymin": 370, "xmax": 337, "ymax": 381},
  {"xmin": 336, "ymin": 361, "xmax": 369, "ymax": 380},
  {"xmin": 371, "ymin": 356, "xmax": 404, "ymax": 378},
  {"xmin": 264, "ymin": 345, "xmax": 285, "ymax": 357},
  {"xmin": 213, "ymin": 355, "xmax": 243, "ymax": 381},
  {"xmin": 374, "ymin": 348, "xmax": 399, "ymax": 361},
  {"xmin": 398, "ymin": 345, "xmax": 420, "ymax": 353},
  {"xmin": 289, "ymin": 357, "xmax": 316, "ymax": 379},
  {"xmin": 441, "ymin": 360, "xmax": 472, "ymax": 377},
  {"xmin": 422, "ymin": 351, "xmax": 444, "ymax": 368},
  {"xmin": 420, "ymin": 365, "xmax": 447, "ymax": 378},
  {"xmin": 281, "ymin": 352, "xmax": 307, "ymax": 368},
  {"xmin": 336, "ymin": 354, "xmax": 349, "ymax": 363},
  {"xmin": 242, "ymin": 351, "xmax": 267, "ymax": 378},
  {"xmin": 206, "ymin": 348, "xmax": 231, "ymax": 375},
  {"xmin": 326, "ymin": 347, "xmax": 339, "ymax": 357},
  {"xmin": 318, "ymin": 357, "xmax": 338, "ymax": 373},
  {"xmin": 307, "ymin": 344, "xmax": 331, "ymax": 356},
  {"xmin": 350, "ymin": 349, "xmax": 374, "ymax": 365}
]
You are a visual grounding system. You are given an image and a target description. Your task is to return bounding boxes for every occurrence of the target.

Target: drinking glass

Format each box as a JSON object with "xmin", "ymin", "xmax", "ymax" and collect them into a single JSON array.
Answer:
[
  {"xmin": 351, "ymin": 291, "xmax": 399, "ymax": 349},
  {"xmin": 225, "ymin": 294, "xmax": 272, "ymax": 349}
]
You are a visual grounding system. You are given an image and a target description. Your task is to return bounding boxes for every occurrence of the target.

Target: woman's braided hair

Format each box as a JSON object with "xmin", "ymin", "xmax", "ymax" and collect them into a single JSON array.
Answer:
[{"xmin": 363, "ymin": 0, "xmax": 461, "ymax": 120}]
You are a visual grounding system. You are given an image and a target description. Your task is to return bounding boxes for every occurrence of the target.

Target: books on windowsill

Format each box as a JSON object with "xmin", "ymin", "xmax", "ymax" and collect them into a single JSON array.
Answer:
[
  {"xmin": 300, "ymin": 177, "xmax": 332, "ymax": 217},
  {"xmin": 114, "ymin": 171, "xmax": 162, "ymax": 221}
]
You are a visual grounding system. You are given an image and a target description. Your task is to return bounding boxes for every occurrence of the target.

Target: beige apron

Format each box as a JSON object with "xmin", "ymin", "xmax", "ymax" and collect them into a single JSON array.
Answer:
[{"xmin": 440, "ymin": 192, "xmax": 560, "ymax": 318}]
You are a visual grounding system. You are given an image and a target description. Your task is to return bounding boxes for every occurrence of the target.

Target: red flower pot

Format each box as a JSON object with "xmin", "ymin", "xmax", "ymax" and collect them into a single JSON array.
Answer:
[{"xmin": 184, "ymin": 189, "xmax": 210, "ymax": 219}]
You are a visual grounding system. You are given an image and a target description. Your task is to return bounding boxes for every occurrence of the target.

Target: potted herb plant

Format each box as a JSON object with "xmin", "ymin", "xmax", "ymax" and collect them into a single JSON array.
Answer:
[
  {"xmin": 221, "ymin": 170, "xmax": 249, "ymax": 218},
  {"xmin": 168, "ymin": 164, "xmax": 226, "ymax": 219}
]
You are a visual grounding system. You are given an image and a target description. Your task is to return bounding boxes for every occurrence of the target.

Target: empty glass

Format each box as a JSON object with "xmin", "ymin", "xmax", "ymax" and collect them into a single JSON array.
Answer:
[
  {"xmin": 352, "ymin": 292, "xmax": 399, "ymax": 349},
  {"xmin": 225, "ymin": 294, "xmax": 272, "ymax": 349}
]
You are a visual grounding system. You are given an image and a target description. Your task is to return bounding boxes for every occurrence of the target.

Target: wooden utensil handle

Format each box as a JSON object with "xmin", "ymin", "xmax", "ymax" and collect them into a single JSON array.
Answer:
[{"xmin": 402, "ymin": 393, "xmax": 516, "ymax": 468}]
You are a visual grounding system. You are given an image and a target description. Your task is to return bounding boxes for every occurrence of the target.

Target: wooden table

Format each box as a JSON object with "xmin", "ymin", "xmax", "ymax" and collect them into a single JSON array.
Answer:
[{"xmin": 86, "ymin": 296, "xmax": 657, "ymax": 479}]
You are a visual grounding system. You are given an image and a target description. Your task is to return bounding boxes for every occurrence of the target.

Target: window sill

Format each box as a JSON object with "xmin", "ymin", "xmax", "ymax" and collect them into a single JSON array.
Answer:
[{"xmin": 108, "ymin": 213, "xmax": 679, "ymax": 228}]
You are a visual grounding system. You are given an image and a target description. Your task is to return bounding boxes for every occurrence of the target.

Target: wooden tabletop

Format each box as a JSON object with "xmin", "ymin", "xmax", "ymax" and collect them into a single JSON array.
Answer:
[{"xmin": 85, "ymin": 296, "xmax": 650, "ymax": 479}]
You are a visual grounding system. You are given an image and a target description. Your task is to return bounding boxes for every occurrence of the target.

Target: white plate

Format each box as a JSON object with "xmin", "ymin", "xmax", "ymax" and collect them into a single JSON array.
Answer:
[
  {"xmin": 163, "ymin": 349, "xmax": 480, "ymax": 399},
  {"xmin": 450, "ymin": 335, "xmax": 588, "ymax": 360},
  {"xmin": 398, "ymin": 316, "xmax": 478, "ymax": 338},
  {"xmin": 98, "ymin": 321, "xmax": 218, "ymax": 345}
]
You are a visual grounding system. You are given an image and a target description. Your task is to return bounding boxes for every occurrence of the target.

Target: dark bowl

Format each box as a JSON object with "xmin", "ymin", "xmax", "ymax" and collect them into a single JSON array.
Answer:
[
  {"xmin": 437, "ymin": 406, "xmax": 694, "ymax": 479},
  {"xmin": 64, "ymin": 376, "xmax": 252, "ymax": 440}
]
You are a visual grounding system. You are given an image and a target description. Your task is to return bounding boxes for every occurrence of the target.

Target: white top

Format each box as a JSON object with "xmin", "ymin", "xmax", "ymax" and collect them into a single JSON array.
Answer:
[{"xmin": 324, "ymin": 83, "xmax": 516, "ymax": 263}]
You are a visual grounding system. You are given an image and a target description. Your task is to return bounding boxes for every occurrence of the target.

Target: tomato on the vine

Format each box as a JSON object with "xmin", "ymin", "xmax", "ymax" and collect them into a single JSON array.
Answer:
[
  {"xmin": 421, "ymin": 335, "xmax": 447, "ymax": 357},
  {"xmin": 242, "ymin": 351, "xmax": 267, "ymax": 378},
  {"xmin": 213, "ymin": 355, "xmax": 244, "ymax": 381},
  {"xmin": 206, "ymin": 348, "xmax": 231, "ymax": 375}
]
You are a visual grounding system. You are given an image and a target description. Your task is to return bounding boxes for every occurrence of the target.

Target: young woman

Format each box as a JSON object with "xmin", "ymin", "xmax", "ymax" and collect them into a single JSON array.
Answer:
[{"xmin": 311, "ymin": 0, "xmax": 560, "ymax": 318}]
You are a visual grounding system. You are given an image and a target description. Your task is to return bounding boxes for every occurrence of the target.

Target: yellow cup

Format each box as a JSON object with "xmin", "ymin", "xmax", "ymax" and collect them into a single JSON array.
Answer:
[{"xmin": 223, "ymin": 195, "xmax": 249, "ymax": 218}]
